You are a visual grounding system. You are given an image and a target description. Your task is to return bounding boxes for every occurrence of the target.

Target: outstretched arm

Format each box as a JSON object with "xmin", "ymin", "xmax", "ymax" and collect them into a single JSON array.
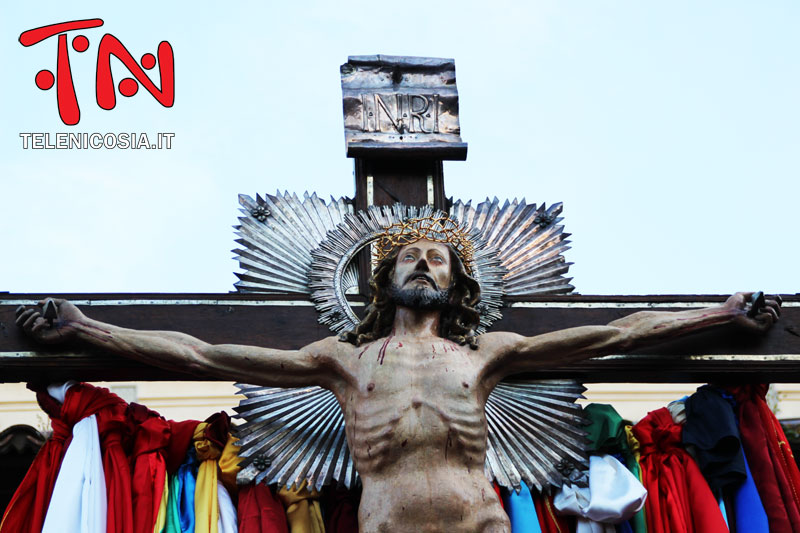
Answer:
[
  {"xmin": 16, "ymin": 299, "xmax": 345, "ymax": 389},
  {"xmin": 482, "ymin": 292, "xmax": 780, "ymax": 382}
]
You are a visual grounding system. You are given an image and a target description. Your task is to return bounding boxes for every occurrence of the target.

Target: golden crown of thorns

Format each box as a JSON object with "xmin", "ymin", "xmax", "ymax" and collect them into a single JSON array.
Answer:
[{"xmin": 373, "ymin": 215, "xmax": 476, "ymax": 273}]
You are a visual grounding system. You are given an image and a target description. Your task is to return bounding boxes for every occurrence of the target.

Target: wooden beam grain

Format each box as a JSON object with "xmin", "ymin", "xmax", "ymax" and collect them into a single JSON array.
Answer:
[{"xmin": 1, "ymin": 294, "xmax": 797, "ymax": 383}]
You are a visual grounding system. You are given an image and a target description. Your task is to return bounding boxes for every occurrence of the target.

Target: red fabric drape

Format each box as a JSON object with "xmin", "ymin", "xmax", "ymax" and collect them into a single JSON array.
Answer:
[
  {"xmin": 323, "ymin": 487, "xmax": 359, "ymax": 533},
  {"xmin": 129, "ymin": 403, "xmax": 171, "ymax": 533},
  {"xmin": 128, "ymin": 402, "xmax": 200, "ymax": 533},
  {"xmin": 1, "ymin": 382, "xmax": 125, "ymax": 533},
  {"xmin": 238, "ymin": 484, "xmax": 290, "ymax": 533},
  {"xmin": 533, "ymin": 493, "xmax": 571, "ymax": 533},
  {"xmin": 93, "ymin": 388, "xmax": 133, "ymax": 533},
  {"xmin": 633, "ymin": 407, "xmax": 728, "ymax": 533},
  {"xmin": 1, "ymin": 389, "xmax": 67, "ymax": 533},
  {"xmin": 166, "ymin": 419, "xmax": 201, "ymax": 475},
  {"xmin": 492, "ymin": 482, "xmax": 504, "ymax": 509},
  {"xmin": 727, "ymin": 384, "xmax": 800, "ymax": 533}
]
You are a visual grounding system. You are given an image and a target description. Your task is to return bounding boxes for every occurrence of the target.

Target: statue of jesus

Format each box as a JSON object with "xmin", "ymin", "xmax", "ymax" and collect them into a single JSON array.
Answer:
[{"xmin": 16, "ymin": 238, "xmax": 780, "ymax": 532}]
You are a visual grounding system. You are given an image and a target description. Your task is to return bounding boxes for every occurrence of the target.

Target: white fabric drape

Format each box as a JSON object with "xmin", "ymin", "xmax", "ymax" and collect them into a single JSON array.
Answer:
[
  {"xmin": 217, "ymin": 481, "xmax": 238, "ymax": 533},
  {"xmin": 41, "ymin": 414, "xmax": 107, "ymax": 533},
  {"xmin": 46, "ymin": 380, "xmax": 77, "ymax": 403},
  {"xmin": 554, "ymin": 454, "xmax": 647, "ymax": 533}
]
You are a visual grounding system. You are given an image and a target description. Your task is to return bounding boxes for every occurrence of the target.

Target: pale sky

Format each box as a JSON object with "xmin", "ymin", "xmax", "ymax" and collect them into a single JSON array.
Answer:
[{"xmin": 1, "ymin": 1, "xmax": 797, "ymax": 296}]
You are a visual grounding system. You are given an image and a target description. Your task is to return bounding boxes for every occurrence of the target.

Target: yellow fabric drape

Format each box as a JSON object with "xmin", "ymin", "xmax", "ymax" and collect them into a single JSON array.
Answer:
[
  {"xmin": 218, "ymin": 433, "xmax": 241, "ymax": 496},
  {"xmin": 154, "ymin": 475, "xmax": 169, "ymax": 533},
  {"xmin": 277, "ymin": 480, "xmax": 325, "ymax": 533},
  {"xmin": 192, "ymin": 423, "xmax": 243, "ymax": 533},
  {"xmin": 194, "ymin": 422, "xmax": 220, "ymax": 533},
  {"xmin": 625, "ymin": 425, "xmax": 643, "ymax": 479},
  {"xmin": 625, "ymin": 424, "xmax": 648, "ymax": 532}
]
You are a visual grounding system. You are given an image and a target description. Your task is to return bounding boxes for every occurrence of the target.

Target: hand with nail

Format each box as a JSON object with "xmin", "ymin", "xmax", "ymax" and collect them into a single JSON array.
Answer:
[
  {"xmin": 726, "ymin": 291, "xmax": 782, "ymax": 334},
  {"xmin": 15, "ymin": 298, "xmax": 85, "ymax": 345}
]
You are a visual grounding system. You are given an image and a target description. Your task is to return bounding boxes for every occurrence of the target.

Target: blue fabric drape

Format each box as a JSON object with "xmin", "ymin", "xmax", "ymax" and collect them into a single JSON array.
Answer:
[
  {"xmin": 166, "ymin": 449, "xmax": 199, "ymax": 533},
  {"xmin": 733, "ymin": 446, "xmax": 769, "ymax": 532},
  {"xmin": 501, "ymin": 482, "xmax": 543, "ymax": 533}
]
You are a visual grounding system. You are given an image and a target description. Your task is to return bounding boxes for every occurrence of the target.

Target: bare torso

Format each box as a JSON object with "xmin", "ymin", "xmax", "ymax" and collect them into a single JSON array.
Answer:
[{"xmin": 330, "ymin": 334, "xmax": 510, "ymax": 533}]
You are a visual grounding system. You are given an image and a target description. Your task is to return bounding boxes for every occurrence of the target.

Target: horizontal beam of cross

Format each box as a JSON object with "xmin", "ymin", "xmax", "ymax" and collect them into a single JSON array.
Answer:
[{"xmin": 1, "ymin": 294, "xmax": 798, "ymax": 383}]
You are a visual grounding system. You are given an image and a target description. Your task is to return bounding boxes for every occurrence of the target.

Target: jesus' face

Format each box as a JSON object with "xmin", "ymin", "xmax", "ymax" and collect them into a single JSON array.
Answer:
[{"xmin": 390, "ymin": 240, "xmax": 453, "ymax": 310}]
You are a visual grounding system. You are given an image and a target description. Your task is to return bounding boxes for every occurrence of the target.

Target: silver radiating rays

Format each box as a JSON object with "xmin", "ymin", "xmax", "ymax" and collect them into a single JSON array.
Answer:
[
  {"xmin": 451, "ymin": 198, "xmax": 574, "ymax": 296},
  {"xmin": 234, "ymin": 380, "xmax": 588, "ymax": 492},
  {"xmin": 234, "ymin": 194, "xmax": 574, "ymax": 310},
  {"xmin": 232, "ymin": 191, "xmax": 588, "ymax": 493},
  {"xmin": 234, "ymin": 191, "xmax": 356, "ymax": 294},
  {"xmin": 485, "ymin": 380, "xmax": 588, "ymax": 492},
  {"xmin": 234, "ymin": 384, "xmax": 356, "ymax": 490}
]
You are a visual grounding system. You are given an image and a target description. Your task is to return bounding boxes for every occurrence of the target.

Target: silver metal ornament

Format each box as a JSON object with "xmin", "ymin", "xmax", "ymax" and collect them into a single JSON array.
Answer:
[
  {"xmin": 234, "ymin": 379, "xmax": 588, "ymax": 493},
  {"xmin": 232, "ymin": 191, "xmax": 587, "ymax": 494},
  {"xmin": 450, "ymin": 198, "xmax": 574, "ymax": 297},
  {"xmin": 307, "ymin": 203, "xmax": 505, "ymax": 334}
]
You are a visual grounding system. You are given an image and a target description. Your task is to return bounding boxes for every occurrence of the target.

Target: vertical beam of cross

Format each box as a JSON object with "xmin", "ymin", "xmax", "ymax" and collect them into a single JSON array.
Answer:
[{"xmin": 340, "ymin": 55, "xmax": 467, "ymax": 294}]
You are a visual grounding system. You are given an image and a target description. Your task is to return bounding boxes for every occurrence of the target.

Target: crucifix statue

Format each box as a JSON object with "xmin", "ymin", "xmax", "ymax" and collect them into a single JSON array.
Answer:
[
  {"xmin": 10, "ymin": 56, "xmax": 784, "ymax": 532},
  {"xmin": 14, "ymin": 232, "xmax": 779, "ymax": 532}
]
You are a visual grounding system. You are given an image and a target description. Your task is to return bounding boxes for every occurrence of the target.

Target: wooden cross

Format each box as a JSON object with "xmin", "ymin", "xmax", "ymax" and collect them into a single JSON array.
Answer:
[{"xmin": 1, "ymin": 55, "xmax": 798, "ymax": 384}]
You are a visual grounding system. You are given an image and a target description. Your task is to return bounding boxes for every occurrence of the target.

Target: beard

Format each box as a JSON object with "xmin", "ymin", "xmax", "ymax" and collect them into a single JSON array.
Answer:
[{"xmin": 389, "ymin": 282, "xmax": 451, "ymax": 310}]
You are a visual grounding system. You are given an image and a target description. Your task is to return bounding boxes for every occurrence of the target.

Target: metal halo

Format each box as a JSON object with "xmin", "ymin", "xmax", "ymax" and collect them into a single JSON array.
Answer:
[
  {"xmin": 308, "ymin": 203, "xmax": 506, "ymax": 334},
  {"xmin": 232, "ymin": 192, "xmax": 587, "ymax": 493},
  {"xmin": 234, "ymin": 193, "xmax": 574, "ymax": 332}
]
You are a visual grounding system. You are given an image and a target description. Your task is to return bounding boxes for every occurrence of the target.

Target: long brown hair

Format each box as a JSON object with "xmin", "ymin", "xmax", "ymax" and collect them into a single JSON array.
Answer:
[{"xmin": 339, "ymin": 246, "xmax": 482, "ymax": 349}]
